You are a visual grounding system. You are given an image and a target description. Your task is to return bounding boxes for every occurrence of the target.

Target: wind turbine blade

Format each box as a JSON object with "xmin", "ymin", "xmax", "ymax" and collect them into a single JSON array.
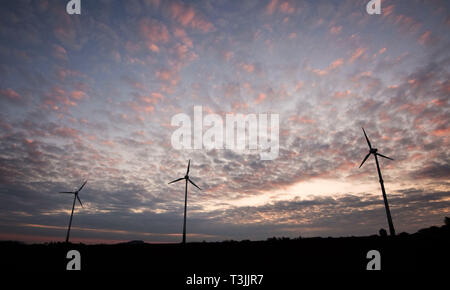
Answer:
[
  {"xmin": 168, "ymin": 177, "xmax": 184, "ymax": 184},
  {"xmin": 59, "ymin": 191, "xmax": 75, "ymax": 194},
  {"xmin": 76, "ymin": 195, "xmax": 83, "ymax": 207},
  {"xmin": 359, "ymin": 153, "xmax": 371, "ymax": 168},
  {"xmin": 186, "ymin": 159, "xmax": 190, "ymax": 175},
  {"xmin": 377, "ymin": 153, "xmax": 394, "ymax": 161},
  {"xmin": 77, "ymin": 180, "xmax": 87, "ymax": 192},
  {"xmin": 188, "ymin": 178, "xmax": 201, "ymax": 190},
  {"xmin": 362, "ymin": 127, "xmax": 372, "ymax": 149}
]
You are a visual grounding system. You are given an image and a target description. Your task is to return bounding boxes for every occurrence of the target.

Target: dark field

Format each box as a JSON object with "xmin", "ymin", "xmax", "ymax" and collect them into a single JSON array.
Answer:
[{"xmin": 1, "ymin": 224, "xmax": 449, "ymax": 274}]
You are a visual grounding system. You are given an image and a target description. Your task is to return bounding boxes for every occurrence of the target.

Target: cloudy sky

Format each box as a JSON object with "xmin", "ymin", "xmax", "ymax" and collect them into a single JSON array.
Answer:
[{"xmin": 0, "ymin": 0, "xmax": 449, "ymax": 244}]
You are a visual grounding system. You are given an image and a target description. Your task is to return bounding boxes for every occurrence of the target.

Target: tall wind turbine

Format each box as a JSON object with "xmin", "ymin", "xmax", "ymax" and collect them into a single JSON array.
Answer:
[
  {"xmin": 359, "ymin": 128, "xmax": 396, "ymax": 236},
  {"xmin": 59, "ymin": 180, "xmax": 87, "ymax": 243},
  {"xmin": 168, "ymin": 160, "xmax": 201, "ymax": 244}
]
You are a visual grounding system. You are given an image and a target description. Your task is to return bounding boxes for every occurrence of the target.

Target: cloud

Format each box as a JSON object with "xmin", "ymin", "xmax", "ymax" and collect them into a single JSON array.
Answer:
[
  {"xmin": 411, "ymin": 162, "xmax": 450, "ymax": 180},
  {"xmin": 0, "ymin": 88, "xmax": 22, "ymax": 104},
  {"xmin": 169, "ymin": 2, "xmax": 214, "ymax": 33},
  {"xmin": 52, "ymin": 44, "xmax": 67, "ymax": 61},
  {"xmin": 329, "ymin": 25, "xmax": 342, "ymax": 35},
  {"xmin": 139, "ymin": 17, "xmax": 170, "ymax": 46},
  {"xmin": 265, "ymin": 0, "xmax": 278, "ymax": 15},
  {"xmin": 309, "ymin": 58, "xmax": 344, "ymax": 76},
  {"xmin": 418, "ymin": 30, "xmax": 438, "ymax": 46},
  {"xmin": 349, "ymin": 47, "xmax": 366, "ymax": 63},
  {"xmin": 279, "ymin": 2, "xmax": 295, "ymax": 14}
]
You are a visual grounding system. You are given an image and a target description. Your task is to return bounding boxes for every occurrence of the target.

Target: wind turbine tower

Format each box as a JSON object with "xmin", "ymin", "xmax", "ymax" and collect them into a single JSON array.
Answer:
[
  {"xmin": 359, "ymin": 128, "xmax": 396, "ymax": 236},
  {"xmin": 168, "ymin": 160, "xmax": 202, "ymax": 244}
]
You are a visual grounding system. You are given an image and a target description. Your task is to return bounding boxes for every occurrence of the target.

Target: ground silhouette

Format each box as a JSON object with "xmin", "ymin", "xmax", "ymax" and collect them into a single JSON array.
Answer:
[{"xmin": 1, "ymin": 218, "xmax": 448, "ymax": 272}]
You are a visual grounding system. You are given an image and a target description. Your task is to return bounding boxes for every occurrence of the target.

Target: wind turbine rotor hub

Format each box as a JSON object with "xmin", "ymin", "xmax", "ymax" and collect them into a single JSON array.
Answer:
[{"xmin": 370, "ymin": 148, "xmax": 377, "ymax": 154}]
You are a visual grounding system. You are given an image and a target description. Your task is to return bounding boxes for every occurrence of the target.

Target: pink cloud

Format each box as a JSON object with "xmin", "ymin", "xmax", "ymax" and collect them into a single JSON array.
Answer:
[
  {"xmin": 224, "ymin": 51, "xmax": 233, "ymax": 62},
  {"xmin": 56, "ymin": 68, "xmax": 84, "ymax": 80},
  {"xmin": 52, "ymin": 126, "xmax": 80, "ymax": 139},
  {"xmin": 52, "ymin": 44, "xmax": 67, "ymax": 60},
  {"xmin": 333, "ymin": 90, "xmax": 352, "ymax": 99},
  {"xmin": 42, "ymin": 86, "xmax": 86, "ymax": 112},
  {"xmin": 148, "ymin": 43, "xmax": 160, "ymax": 53},
  {"xmin": 289, "ymin": 115, "xmax": 316, "ymax": 124},
  {"xmin": 418, "ymin": 30, "xmax": 438, "ymax": 46},
  {"xmin": 295, "ymin": 80, "xmax": 304, "ymax": 91},
  {"xmin": 254, "ymin": 93, "xmax": 267, "ymax": 104},
  {"xmin": 279, "ymin": 2, "xmax": 295, "ymax": 14},
  {"xmin": 431, "ymin": 127, "xmax": 450, "ymax": 137},
  {"xmin": 138, "ymin": 92, "xmax": 164, "ymax": 105},
  {"xmin": 54, "ymin": 25, "xmax": 77, "ymax": 48},
  {"xmin": 310, "ymin": 58, "xmax": 344, "ymax": 76},
  {"xmin": 349, "ymin": 47, "xmax": 366, "ymax": 63},
  {"xmin": 329, "ymin": 25, "xmax": 342, "ymax": 35},
  {"xmin": 419, "ymin": 30, "xmax": 431, "ymax": 45},
  {"xmin": 266, "ymin": 0, "xmax": 278, "ymax": 15},
  {"xmin": 329, "ymin": 58, "xmax": 344, "ymax": 70},
  {"xmin": 139, "ymin": 18, "xmax": 169, "ymax": 50},
  {"xmin": 156, "ymin": 69, "xmax": 178, "ymax": 83},
  {"xmin": 240, "ymin": 63, "xmax": 255, "ymax": 73},
  {"xmin": 172, "ymin": 43, "xmax": 197, "ymax": 61},
  {"xmin": 430, "ymin": 99, "xmax": 447, "ymax": 107},
  {"xmin": 0, "ymin": 88, "xmax": 21, "ymax": 101},
  {"xmin": 173, "ymin": 28, "xmax": 193, "ymax": 48},
  {"xmin": 232, "ymin": 102, "xmax": 249, "ymax": 110},
  {"xmin": 70, "ymin": 90, "xmax": 88, "ymax": 100},
  {"xmin": 169, "ymin": 2, "xmax": 214, "ymax": 33},
  {"xmin": 383, "ymin": 5, "xmax": 395, "ymax": 18}
]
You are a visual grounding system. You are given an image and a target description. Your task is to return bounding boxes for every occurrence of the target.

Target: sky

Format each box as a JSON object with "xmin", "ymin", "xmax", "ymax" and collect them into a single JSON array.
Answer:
[{"xmin": 0, "ymin": 0, "xmax": 449, "ymax": 244}]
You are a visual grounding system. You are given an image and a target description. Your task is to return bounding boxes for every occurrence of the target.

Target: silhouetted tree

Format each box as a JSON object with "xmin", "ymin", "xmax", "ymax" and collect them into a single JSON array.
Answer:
[
  {"xmin": 445, "ymin": 216, "xmax": 450, "ymax": 227},
  {"xmin": 379, "ymin": 228, "xmax": 388, "ymax": 237}
]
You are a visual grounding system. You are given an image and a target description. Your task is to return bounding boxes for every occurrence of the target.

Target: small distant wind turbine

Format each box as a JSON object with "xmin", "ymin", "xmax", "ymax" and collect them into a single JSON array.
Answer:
[
  {"xmin": 359, "ymin": 128, "xmax": 396, "ymax": 236},
  {"xmin": 59, "ymin": 180, "xmax": 87, "ymax": 243},
  {"xmin": 168, "ymin": 160, "xmax": 201, "ymax": 244}
]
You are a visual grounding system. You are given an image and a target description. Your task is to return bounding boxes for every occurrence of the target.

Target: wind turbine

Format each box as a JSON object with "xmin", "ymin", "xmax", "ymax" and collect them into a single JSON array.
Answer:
[
  {"xmin": 59, "ymin": 180, "xmax": 87, "ymax": 243},
  {"xmin": 168, "ymin": 160, "xmax": 201, "ymax": 244},
  {"xmin": 359, "ymin": 128, "xmax": 396, "ymax": 236}
]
